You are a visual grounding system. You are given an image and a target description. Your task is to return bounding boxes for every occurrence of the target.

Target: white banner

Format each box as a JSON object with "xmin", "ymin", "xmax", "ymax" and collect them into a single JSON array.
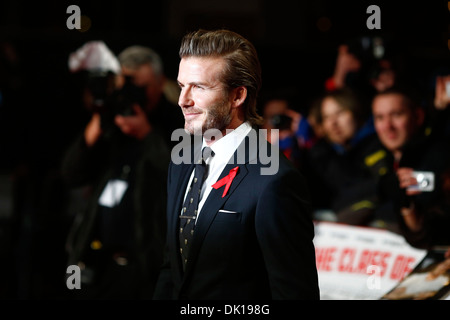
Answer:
[{"xmin": 313, "ymin": 221, "xmax": 427, "ymax": 300}]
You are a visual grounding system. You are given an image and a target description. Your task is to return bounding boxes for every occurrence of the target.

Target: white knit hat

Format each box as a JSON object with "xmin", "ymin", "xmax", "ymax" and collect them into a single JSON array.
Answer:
[{"xmin": 68, "ymin": 41, "xmax": 120, "ymax": 74}]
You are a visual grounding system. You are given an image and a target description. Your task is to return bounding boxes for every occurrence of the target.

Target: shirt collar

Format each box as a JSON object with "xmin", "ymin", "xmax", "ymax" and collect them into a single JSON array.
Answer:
[{"xmin": 202, "ymin": 122, "xmax": 252, "ymax": 164}]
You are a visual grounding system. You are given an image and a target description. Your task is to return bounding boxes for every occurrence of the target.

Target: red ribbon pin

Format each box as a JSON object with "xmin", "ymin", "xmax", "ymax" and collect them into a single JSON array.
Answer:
[{"xmin": 212, "ymin": 166, "xmax": 239, "ymax": 198}]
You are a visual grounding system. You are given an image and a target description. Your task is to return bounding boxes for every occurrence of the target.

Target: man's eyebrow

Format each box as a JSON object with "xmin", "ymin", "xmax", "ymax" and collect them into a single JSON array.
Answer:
[{"xmin": 177, "ymin": 80, "xmax": 208, "ymax": 87}]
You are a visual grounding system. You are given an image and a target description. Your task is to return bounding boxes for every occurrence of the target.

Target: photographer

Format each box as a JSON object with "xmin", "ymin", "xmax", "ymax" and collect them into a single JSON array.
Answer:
[
  {"xmin": 117, "ymin": 45, "xmax": 184, "ymax": 148},
  {"xmin": 325, "ymin": 36, "xmax": 403, "ymax": 103},
  {"xmin": 372, "ymin": 85, "xmax": 450, "ymax": 248},
  {"xmin": 261, "ymin": 95, "xmax": 322, "ymax": 171},
  {"xmin": 61, "ymin": 42, "xmax": 171, "ymax": 299},
  {"xmin": 261, "ymin": 97, "xmax": 302, "ymax": 166}
]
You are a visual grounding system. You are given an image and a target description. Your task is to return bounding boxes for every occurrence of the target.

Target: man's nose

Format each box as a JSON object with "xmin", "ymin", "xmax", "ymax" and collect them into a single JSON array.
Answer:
[
  {"xmin": 381, "ymin": 119, "xmax": 395, "ymax": 132},
  {"xmin": 178, "ymin": 87, "xmax": 194, "ymax": 107},
  {"xmin": 328, "ymin": 115, "xmax": 339, "ymax": 126}
]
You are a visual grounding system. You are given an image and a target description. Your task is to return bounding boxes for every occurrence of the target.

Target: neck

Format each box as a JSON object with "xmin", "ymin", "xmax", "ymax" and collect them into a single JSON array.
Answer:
[
  {"xmin": 393, "ymin": 150, "xmax": 402, "ymax": 163},
  {"xmin": 204, "ymin": 119, "xmax": 245, "ymax": 146}
]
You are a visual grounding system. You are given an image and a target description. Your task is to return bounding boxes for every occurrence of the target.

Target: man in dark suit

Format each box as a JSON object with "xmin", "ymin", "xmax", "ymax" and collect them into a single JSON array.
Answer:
[{"xmin": 154, "ymin": 29, "xmax": 319, "ymax": 300}]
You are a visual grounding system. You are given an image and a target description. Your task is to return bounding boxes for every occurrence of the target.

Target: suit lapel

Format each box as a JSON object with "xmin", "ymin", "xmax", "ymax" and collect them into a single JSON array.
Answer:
[
  {"xmin": 182, "ymin": 132, "xmax": 258, "ymax": 276},
  {"xmin": 183, "ymin": 162, "xmax": 248, "ymax": 276}
]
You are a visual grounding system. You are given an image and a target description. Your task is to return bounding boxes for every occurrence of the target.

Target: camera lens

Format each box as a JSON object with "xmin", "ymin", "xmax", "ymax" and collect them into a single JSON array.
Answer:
[
  {"xmin": 419, "ymin": 179, "xmax": 429, "ymax": 188},
  {"xmin": 416, "ymin": 173, "xmax": 429, "ymax": 188}
]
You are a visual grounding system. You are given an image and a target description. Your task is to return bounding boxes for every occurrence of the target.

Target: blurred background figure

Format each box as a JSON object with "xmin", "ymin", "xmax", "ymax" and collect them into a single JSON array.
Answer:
[
  {"xmin": 431, "ymin": 75, "xmax": 450, "ymax": 138},
  {"xmin": 261, "ymin": 96, "xmax": 302, "ymax": 168},
  {"xmin": 372, "ymin": 85, "xmax": 450, "ymax": 249},
  {"xmin": 304, "ymin": 87, "xmax": 391, "ymax": 228},
  {"xmin": 117, "ymin": 45, "xmax": 184, "ymax": 147},
  {"xmin": 324, "ymin": 35, "xmax": 404, "ymax": 107},
  {"xmin": 261, "ymin": 92, "xmax": 321, "ymax": 171},
  {"xmin": 61, "ymin": 41, "xmax": 171, "ymax": 299}
]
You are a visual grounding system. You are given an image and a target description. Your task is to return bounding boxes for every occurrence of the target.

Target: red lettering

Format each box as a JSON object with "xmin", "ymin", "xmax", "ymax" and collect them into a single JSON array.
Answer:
[
  {"xmin": 373, "ymin": 251, "xmax": 391, "ymax": 277},
  {"xmin": 315, "ymin": 247, "xmax": 336, "ymax": 271},
  {"xmin": 356, "ymin": 249, "xmax": 371, "ymax": 274},
  {"xmin": 361, "ymin": 250, "xmax": 391, "ymax": 276},
  {"xmin": 352, "ymin": 250, "xmax": 392, "ymax": 275},
  {"xmin": 390, "ymin": 255, "xmax": 416, "ymax": 280},
  {"xmin": 338, "ymin": 248, "xmax": 356, "ymax": 272}
]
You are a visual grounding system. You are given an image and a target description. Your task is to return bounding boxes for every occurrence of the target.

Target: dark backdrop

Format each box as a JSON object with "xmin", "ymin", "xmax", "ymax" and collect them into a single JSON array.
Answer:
[{"xmin": 0, "ymin": 0, "xmax": 449, "ymax": 299}]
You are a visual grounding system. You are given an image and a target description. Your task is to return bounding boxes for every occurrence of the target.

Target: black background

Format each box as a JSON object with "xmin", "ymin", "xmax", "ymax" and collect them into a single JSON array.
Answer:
[
  {"xmin": 0, "ymin": 0, "xmax": 449, "ymax": 300},
  {"xmin": 0, "ymin": 0, "xmax": 449, "ymax": 171}
]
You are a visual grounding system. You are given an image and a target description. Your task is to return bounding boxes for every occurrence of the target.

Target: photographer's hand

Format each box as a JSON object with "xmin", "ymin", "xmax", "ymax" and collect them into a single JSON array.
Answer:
[
  {"xmin": 434, "ymin": 75, "xmax": 450, "ymax": 110},
  {"xmin": 398, "ymin": 167, "xmax": 423, "ymax": 232},
  {"xmin": 397, "ymin": 167, "xmax": 421, "ymax": 196},
  {"xmin": 284, "ymin": 109, "xmax": 302, "ymax": 135},
  {"xmin": 84, "ymin": 113, "xmax": 103, "ymax": 147},
  {"xmin": 114, "ymin": 104, "xmax": 152, "ymax": 140},
  {"xmin": 400, "ymin": 205, "xmax": 422, "ymax": 232},
  {"xmin": 427, "ymin": 252, "xmax": 450, "ymax": 280},
  {"xmin": 332, "ymin": 44, "xmax": 361, "ymax": 89}
]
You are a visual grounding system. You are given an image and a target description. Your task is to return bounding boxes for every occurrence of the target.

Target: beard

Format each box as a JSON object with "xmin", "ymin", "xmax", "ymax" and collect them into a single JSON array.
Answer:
[{"xmin": 184, "ymin": 98, "xmax": 232, "ymax": 136}]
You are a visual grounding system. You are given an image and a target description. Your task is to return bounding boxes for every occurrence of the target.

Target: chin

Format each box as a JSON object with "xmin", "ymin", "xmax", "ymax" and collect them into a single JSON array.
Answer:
[
  {"xmin": 185, "ymin": 123, "xmax": 203, "ymax": 135},
  {"xmin": 384, "ymin": 143, "xmax": 399, "ymax": 152}
]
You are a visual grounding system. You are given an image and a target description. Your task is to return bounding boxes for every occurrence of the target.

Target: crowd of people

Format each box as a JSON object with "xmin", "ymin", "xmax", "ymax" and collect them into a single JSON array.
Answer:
[
  {"xmin": 260, "ymin": 35, "xmax": 450, "ymax": 299},
  {"xmin": 1, "ymin": 29, "xmax": 449, "ymax": 299},
  {"xmin": 263, "ymin": 36, "xmax": 450, "ymax": 249}
]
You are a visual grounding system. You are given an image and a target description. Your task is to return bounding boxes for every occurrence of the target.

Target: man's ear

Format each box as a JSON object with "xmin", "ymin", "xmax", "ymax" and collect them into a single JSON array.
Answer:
[{"xmin": 230, "ymin": 86, "xmax": 247, "ymax": 109}]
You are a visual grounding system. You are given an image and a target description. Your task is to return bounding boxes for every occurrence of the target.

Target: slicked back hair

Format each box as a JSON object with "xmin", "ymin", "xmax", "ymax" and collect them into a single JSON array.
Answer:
[{"xmin": 179, "ymin": 29, "xmax": 263, "ymax": 126}]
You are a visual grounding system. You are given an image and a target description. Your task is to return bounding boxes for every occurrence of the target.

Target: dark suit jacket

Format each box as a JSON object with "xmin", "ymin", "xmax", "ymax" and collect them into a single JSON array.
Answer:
[{"xmin": 154, "ymin": 129, "xmax": 319, "ymax": 299}]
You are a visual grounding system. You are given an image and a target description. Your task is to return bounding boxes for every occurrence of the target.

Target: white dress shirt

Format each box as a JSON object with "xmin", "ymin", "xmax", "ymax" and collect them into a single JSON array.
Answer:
[{"xmin": 181, "ymin": 121, "xmax": 252, "ymax": 222}]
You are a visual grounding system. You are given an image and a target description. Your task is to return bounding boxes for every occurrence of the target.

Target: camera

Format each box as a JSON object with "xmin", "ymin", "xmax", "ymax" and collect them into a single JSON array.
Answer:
[
  {"xmin": 270, "ymin": 114, "xmax": 292, "ymax": 131},
  {"xmin": 84, "ymin": 70, "xmax": 116, "ymax": 110},
  {"xmin": 86, "ymin": 72, "xmax": 146, "ymax": 117},
  {"xmin": 84, "ymin": 71, "xmax": 147, "ymax": 134},
  {"xmin": 106, "ymin": 75, "xmax": 147, "ymax": 117},
  {"xmin": 346, "ymin": 36, "xmax": 386, "ymax": 64},
  {"xmin": 345, "ymin": 35, "xmax": 397, "ymax": 87},
  {"xmin": 446, "ymin": 81, "xmax": 450, "ymax": 98},
  {"xmin": 407, "ymin": 171, "xmax": 435, "ymax": 192}
]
